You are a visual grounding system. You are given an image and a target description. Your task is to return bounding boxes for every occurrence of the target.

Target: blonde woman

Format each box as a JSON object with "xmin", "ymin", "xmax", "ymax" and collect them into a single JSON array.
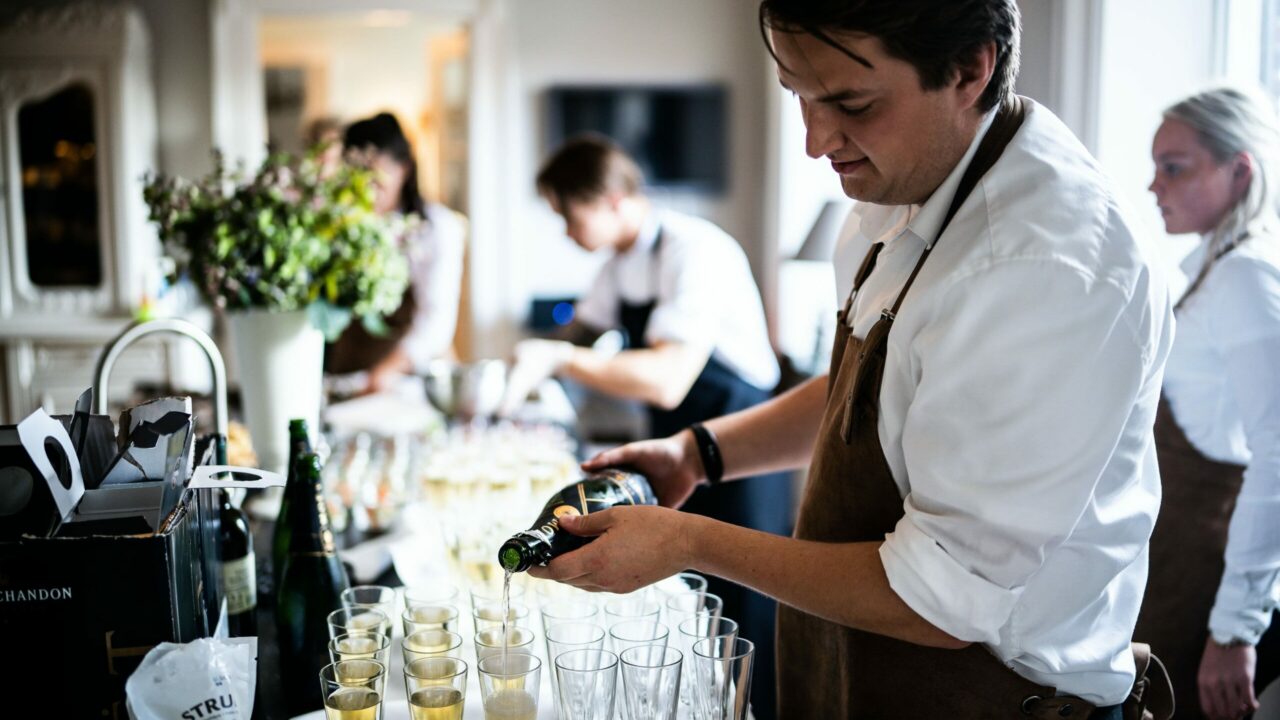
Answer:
[{"xmin": 1138, "ymin": 87, "xmax": 1280, "ymax": 720}]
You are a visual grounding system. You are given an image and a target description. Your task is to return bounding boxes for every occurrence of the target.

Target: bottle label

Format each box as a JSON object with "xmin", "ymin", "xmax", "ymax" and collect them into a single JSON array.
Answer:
[{"xmin": 221, "ymin": 552, "xmax": 257, "ymax": 615}]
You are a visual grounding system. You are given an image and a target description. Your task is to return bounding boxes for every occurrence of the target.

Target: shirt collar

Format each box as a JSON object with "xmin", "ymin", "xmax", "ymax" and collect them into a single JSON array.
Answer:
[
  {"xmin": 904, "ymin": 107, "xmax": 1000, "ymax": 249},
  {"xmin": 620, "ymin": 210, "xmax": 661, "ymax": 258}
]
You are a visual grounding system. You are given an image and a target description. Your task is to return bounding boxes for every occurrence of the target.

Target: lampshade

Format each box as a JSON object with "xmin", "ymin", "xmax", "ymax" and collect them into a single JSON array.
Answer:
[{"xmin": 794, "ymin": 200, "xmax": 850, "ymax": 262}]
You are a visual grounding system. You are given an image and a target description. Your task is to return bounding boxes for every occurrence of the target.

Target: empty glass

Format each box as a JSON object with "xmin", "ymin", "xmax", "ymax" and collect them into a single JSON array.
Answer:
[
  {"xmin": 540, "ymin": 599, "xmax": 599, "ymax": 634},
  {"xmin": 546, "ymin": 622, "xmax": 608, "ymax": 718},
  {"xmin": 676, "ymin": 616, "xmax": 738, "ymax": 716},
  {"xmin": 475, "ymin": 625, "xmax": 537, "ymax": 664},
  {"xmin": 603, "ymin": 597, "xmax": 661, "ymax": 629},
  {"xmin": 691, "ymin": 637, "xmax": 754, "ymax": 720},
  {"xmin": 608, "ymin": 619, "xmax": 668, "ymax": 655},
  {"xmin": 328, "ymin": 607, "xmax": 391, "ymax": 641},
  {"xmin": 319, "ymin": 659, "xmax": 386, "ymax": 720},
  {"xmin": 619, "ymin": 646, "xmax": 682, "ymax": 720},
  {"xmin": 402, "ymin": 604, "xmax": 460, "ymax": 635},
  {"xmin": 403, "ymin": 584, "xmax": 460, "ymax": 610},
  {"xmin": 402, "ymin": 629, "xmax": 464, "ymax": 663},
  {"xmin": 663, "ymin": 591, "xmax": 722, "ymax": 630},
  {"xmin": 554, "ymin": 648, "xmax": 618, "ymax": 720},
  {"xmin": 478, "ymin": 653, "xmax": 542, "ymax": 719},
  {"xmin": 329, "ymin": 632, "xmax": 391, "ymax": 665},
  {"xmin": 343, "ymin": 585, "xmax": 398, "ymax": 618},
  {"xmin": 404, "ymin": 656, "xmax": 467, "ymax": 719},
  {"xmin": 653, "ymin": 572, "xmax": 708, "ymax": 601}
]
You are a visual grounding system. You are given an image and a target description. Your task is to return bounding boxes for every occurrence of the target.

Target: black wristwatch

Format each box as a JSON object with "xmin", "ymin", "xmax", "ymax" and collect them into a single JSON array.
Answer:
[{"xmin": 688, "ymin": 423, "xmax": 724, "ymax": 485}]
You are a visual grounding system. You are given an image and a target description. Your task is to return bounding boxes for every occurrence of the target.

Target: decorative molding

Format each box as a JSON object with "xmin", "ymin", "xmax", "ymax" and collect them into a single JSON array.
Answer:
[
  {"xmin": 2, "ymin": 2, "xmax": 128, "ymax": 38},
  {"xmin": 1047, "ymin": 0, "xmax": 1103, "ymax": 156}
]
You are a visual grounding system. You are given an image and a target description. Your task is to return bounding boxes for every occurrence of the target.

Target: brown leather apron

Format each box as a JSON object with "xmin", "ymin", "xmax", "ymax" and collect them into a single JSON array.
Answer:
[
  {"xmin": 324, "ymin": 284, "xmax": 416, "ymax": 374},
  {"xmin": 776, "ymin": 96, "xmax": 1124, "ymax": 718},
  {"xmin": 1134, "ymin": 398, "xmax": 1280, "ymax": 718}
]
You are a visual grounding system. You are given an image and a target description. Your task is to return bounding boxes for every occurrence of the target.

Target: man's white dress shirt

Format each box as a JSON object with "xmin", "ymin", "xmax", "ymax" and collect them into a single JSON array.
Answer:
[
  {"xmin": 832, "ymin": 98, "xmax": 1174, "ymax": 704},
  {"xmin": 1164, "ymin": 234, "xmax": 1280, "ymax": 645},
  {"xmin": 575, "ymin": 210, "xmax": 779, "ymax": 391}
]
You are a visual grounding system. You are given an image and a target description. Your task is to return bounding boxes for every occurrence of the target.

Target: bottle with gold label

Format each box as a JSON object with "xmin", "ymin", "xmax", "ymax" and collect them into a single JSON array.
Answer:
[
  {"xmin": 498, "ymin": 468, "xmax": 657, "ymax": 573},
  {"xmin": 277, "ymin": 452, "xmax": 350, "ymax": 715}
]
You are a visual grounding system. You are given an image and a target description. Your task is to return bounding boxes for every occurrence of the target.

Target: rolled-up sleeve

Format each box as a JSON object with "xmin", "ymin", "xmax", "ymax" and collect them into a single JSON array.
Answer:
[{"xmin": 880, "ymin": 257, "xmax": 1155, "ymax": 644}]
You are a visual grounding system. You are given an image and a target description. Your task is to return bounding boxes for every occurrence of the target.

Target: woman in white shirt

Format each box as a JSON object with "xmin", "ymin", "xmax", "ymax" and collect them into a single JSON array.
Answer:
[
  {"xmin": 325, "ymin": 113, "xmax": 465, "ymax": 390},
  {"xmin": 1138, "ymin": 87, "xmax": 1280, "ymax": 720}
]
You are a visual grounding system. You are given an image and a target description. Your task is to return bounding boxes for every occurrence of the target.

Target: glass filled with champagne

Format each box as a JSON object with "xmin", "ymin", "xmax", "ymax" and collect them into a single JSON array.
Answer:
[
  {"xmin": 404, "ymin": 656, "xmax": 468, "ymax": 720},
  {"xmin": 329, "ymin": 632, "xmax": 391, "ymax": 665},
  {"xmin": 478, "ymin": 653, "xmax": 541, "ymax": 720},
  {"xmin": 319, "ymin": 659, "xmax": 386, "ymax": 720},
  {"xmin": 402, "ymin": 629, "xmax": 464, "ymax": 663},
  {"xmin": 402, "ymin": 604, "xmax": 460, "ymax": 635},
  {"xmin": 329, "ymin": 607, "xmax": 392, "ymax": 642}
]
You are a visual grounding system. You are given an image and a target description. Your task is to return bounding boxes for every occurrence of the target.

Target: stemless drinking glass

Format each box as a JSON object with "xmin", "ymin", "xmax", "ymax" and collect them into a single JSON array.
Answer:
[
  {"xmin": 478, "ymin": 653, "xmax": 542, "ymax": 719},
  {"xmin": 676, "ymin": 616, "xmax": 738, "ymax": 716},
  {"xmin": 320, "ymin": 659, "xmax": 386, "ymax": 720},
  {"xmin": 663, "ymin": 592, "xmax": 722, "ymax": 630},
  {"xmin": 330, "ymin": 632, "xmax": 392, "ymax": 665},
  {"xmin": 403, "ymin": 584, "xmax": 460, "ymax": 610},
  {"xmin": 540, "ymin": 599, "xmax": 599, "ymax": 635},
  {"xmin": 404, "ymin": 656, "xmax": 468, "ymax": 720},
  {"xmin": 470, "ymin": 580, "xmax": 527, "ymax": 609},
  {"xmin": 473, "ymin": 601, "xmax": 531, "ymax": 631},
  {"xmin": 402, "ymin": 629, "xmax": 464, "ymax": 663},
  {"xmin": 474, "ymin": 626, "xmax": 537, "ymax": 664},
  {"xmin": 554, "ymin": 648, "xmax": 618, "ymax": 720},
  {"xmin": 603, "ymin": 598, "xmax": 661, "ymax": 629},
  {"xmin": 403, "ymin": 604, "xmax": 460, "ymax": 635},
  {"xmin": 653, "ymin": 572, "xmax": 708, "ymax": 602},
  {"xmin": 546, "ymin": 622, "xmax": 608, "ymax": 718},
  {"xmin": 619, "ymin": 646, "xmax": 682, "ymax": 720},
  {"xmin": 608, "ymin": 619, "xmax": 668, "ymax": 658},
  {"xmin": 329, "ymin": 607, "xmax": 392, "ymax": 641},
  {"xmin": 343, "ymin": 585, "xmax": 398, "ymax": 621},
  {"xmin": 691, "ymin": 637, "xmax": 754, "ymax": 720}
]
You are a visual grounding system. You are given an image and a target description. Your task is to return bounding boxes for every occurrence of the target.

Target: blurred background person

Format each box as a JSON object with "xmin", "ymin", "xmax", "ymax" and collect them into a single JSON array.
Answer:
[
  {"xmin": 325, "ymin": 112, "xmax": 466, "ymax": 393},
  {"xmin": 502, "ymin": 135, "xmax": 790, "ymax": 717},
  {"xmin": 1138, "ymin": 87, "xmax": 1280, "ymax": 720}
]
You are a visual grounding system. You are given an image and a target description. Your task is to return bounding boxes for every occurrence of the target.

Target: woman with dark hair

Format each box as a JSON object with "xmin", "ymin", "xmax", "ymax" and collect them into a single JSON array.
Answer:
[
  {"xmin": 1138, "ymin": 87, "xmax": 1280, "ymax": 720},
  {"xmin": 326, "ymin": 112, "xmax": 465, "ymax": 391}
]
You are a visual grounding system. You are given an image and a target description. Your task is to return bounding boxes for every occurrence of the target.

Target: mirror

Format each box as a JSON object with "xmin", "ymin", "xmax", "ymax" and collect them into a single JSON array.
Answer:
[{"xmin": 18, "ymin": 82, "xmax": 103, "ymax": 287}]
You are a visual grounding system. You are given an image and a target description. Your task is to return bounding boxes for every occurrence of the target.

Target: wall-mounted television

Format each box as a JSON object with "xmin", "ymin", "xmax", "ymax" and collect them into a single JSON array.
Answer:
[{"xmin": 545, "ymin": 84, "xmax": 728, "ymax": 194}]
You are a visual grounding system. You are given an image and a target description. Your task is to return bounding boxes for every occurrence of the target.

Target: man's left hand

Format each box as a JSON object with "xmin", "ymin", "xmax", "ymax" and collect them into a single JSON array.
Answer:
[
  {"xmin": 1198, "ymin": 637, "xmax": 1259, "ymax": 720},
  {"xmin": 527, "ymin": 505, "xmax": 695, "ymax": 593}
]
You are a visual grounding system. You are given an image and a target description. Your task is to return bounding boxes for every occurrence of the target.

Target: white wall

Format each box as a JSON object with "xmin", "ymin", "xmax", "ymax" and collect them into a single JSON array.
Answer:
[{"xmin": 501, "ymin": 0, "xmax": 771, "ymax": 303}]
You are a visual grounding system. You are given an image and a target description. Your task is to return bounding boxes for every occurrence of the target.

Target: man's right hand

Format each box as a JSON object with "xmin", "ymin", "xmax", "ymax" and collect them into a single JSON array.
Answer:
[{"xmin": 581, "ymin": 430, "xmax": 706, "ymax": 508}]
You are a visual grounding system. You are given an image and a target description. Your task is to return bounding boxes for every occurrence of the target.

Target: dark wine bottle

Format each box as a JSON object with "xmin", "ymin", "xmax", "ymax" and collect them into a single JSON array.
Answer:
[
  {"xmin": 276, "ymin": 453, "xmax": 350, "ymax": 716},
  {"xmin": 271, "ymin": 418, "xmax": 312, "ymax": 590},
  {"xmin": 498, "ymin": 468, "xmax": 657, "ymax": 573},
  {"xmin": 218, "ymin": 489, "xmax": 257, "ymax": 637}
]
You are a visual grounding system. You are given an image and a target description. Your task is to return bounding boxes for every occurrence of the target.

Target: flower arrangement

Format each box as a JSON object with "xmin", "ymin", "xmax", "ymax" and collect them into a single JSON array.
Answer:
[{"xmin": 142, "ymin": 149, "xmax": 411, "ymax": 339}]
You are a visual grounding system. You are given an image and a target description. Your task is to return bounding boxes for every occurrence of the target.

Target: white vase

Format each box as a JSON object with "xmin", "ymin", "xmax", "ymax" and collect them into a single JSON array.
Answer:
[{"xmin": 228, "ymin": 309, "xmax": 323, "ymax": 476}]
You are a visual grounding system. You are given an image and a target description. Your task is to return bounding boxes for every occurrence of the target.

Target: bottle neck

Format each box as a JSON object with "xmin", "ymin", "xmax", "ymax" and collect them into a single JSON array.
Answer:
[{"xmin": 287, "ymin": 476, "xmax": 337, "ymax": 556}]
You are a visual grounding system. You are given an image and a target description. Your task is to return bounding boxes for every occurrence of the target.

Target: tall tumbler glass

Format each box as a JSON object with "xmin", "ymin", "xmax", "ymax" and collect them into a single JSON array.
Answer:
[
  {"xmin": 478, "ymin": 653, "xmax": 542, "ymax": 720},
  {"xmin": 676, "ymin": 617, "xmax": 738, "ymax": 718},
  {"xmin": 546, "ymin": 622, "xmax": 607, "ymax": 718},
  {"xmin": 554, "ymin": 648, "xmax": 618, "ymax": 720},
  {"xmin": 319, "ymin": 659, "xmax": 386, "ymax": 720},
  {"xmin": 663, "ymin": 591, "xmax": 722, "ymax": 631},
  {"xmin": 403, "ymin": 656, "xmax": 468, "ymax": 720},
  {"xmin": 691, "ymin": 637, "xmax": 754, "ymax": 720},
  {"xmin": 619, "ymin": 646, "xmax": 682, "ymax": 720}
]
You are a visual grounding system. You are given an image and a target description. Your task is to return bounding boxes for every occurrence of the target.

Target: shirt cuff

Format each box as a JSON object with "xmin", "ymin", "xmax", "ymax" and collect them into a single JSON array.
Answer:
[
  {"xmin": 879, "ymin": 516, "xmax": 1023, "ymax": 645},
  {"xmin": 1208, "ymin": 569, "xmax": 1280, "ymax": 645}
]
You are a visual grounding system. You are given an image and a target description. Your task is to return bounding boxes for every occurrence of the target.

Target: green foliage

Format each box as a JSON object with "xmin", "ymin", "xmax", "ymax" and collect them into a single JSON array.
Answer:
[{"xmin": 142, "ymin": 149, "xmax": 410, "ymax": 340}]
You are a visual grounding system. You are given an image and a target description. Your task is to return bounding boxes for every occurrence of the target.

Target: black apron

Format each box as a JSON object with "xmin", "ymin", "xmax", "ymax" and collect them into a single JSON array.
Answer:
[{"xmin": 617, "ymin": 228, "xmax": 792, "ymax": 720}]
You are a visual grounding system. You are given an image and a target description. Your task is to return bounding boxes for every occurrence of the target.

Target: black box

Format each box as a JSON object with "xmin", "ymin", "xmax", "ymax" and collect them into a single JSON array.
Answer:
[{"xmin": 0, "ymin": 487, "xmax": 221, "ymax": 718}]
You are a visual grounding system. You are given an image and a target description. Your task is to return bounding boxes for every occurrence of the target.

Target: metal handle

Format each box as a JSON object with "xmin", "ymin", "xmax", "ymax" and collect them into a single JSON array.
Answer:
[{"xmin": 92, "ymin": 318, "xmax": 229, "ymax": 441}]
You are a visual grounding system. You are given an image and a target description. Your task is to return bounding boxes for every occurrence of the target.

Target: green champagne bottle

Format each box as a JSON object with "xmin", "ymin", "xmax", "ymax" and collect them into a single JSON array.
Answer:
[
  {"xmin": 498, "ymin": 468, "xmax": 657, "ymax": 573},
  {"xmin": 271, "ymin": 418, "xmax": 312, "ymax": 590},
  {"xmin": 276, "ymin": 452, "xmax": 350, "ymax": 715}
]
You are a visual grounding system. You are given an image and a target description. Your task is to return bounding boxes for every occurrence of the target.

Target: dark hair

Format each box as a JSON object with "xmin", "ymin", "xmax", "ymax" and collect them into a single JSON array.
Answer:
[
  {"xmin": 343, "ymin": 112, "xmax": 425, "ymax": 217},
  {"xmin": 759, "ymin": 0, "xmax": 1020, "ymax": 112},
  {"xmin": 536, "ymin": 134, "xmax": 645, "ymax": 209}
]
